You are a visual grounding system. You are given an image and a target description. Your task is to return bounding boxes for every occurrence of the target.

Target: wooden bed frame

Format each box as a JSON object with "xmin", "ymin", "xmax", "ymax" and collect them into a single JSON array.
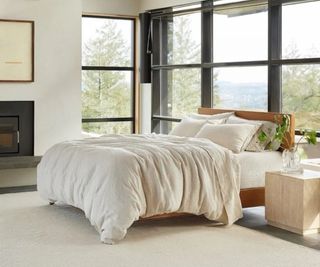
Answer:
[{"xmin": 142, "ymin": 108, "xmax": 295, "ymax": 220}]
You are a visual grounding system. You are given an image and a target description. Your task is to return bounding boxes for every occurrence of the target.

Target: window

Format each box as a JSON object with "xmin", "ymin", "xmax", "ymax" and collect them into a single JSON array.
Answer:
[
  {"xmin": 281, "ymin": 1, "xmax": 320, "ymax": 130},
  {"xmin": 151, "ymin": 9, "xmax": 202, "ymax": 133},
  {"xmin": 150, "ymin": 0, "xmax": 320, "ymax": 134},
  {"xmin": 82, "ymin": 16, "xmax": 135, "ymax": 135}
]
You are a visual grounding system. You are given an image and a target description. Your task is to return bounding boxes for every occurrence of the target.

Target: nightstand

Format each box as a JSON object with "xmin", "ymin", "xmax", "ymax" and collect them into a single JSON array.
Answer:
[{"xmin": 265, "ymin": 170, "xmax": 320, "ymax": 235}]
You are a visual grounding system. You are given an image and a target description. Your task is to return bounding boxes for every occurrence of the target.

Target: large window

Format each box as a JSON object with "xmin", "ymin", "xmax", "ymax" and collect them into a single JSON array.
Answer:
[
  {"xmin": 82, "ymin": 16, "xmax": 135, "ymax": 135},
  {"xmin": 150, "ymin": 0, "xmax": 320, "ymax": 134}
]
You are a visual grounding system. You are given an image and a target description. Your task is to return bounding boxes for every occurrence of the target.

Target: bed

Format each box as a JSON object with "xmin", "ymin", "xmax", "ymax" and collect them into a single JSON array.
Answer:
[{"xmin": 37, "ymin": 108, "xmax": 295, "ymax": 244}]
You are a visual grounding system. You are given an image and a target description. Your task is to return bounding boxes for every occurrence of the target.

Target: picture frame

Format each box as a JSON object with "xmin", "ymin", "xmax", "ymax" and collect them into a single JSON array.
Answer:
[{"xmin": 0, "ymin": 19, "xmax": 34, "ymax": 82}]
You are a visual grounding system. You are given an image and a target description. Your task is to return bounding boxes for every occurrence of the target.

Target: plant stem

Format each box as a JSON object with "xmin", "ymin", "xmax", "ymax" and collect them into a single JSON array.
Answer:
[{"xmin": 295, "ymin": 135, "xmax": 304, "ymax": 152}]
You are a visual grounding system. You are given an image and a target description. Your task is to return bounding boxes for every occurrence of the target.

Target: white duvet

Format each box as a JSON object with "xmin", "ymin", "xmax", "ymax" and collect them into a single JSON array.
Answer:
[{"xmin": 37, "ymin": 134, "xmax": 242, "ymax": 244}]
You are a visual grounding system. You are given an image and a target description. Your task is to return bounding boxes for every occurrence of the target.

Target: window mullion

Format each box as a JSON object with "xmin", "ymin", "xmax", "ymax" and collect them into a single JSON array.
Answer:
[
  {"xmin": 160, "ymin": 17, "xmax": 170, "ymax": 133},
  {"xmin": 268, "ymin": 1, "xmax": 282, "ymax": 112},
  {"xmin": 201, "ymin": 1, "xmax": 213, "ymax": 108},
  {"xmin": 151, "ymin": 18, "xmax": 161, "ymax": 133}
]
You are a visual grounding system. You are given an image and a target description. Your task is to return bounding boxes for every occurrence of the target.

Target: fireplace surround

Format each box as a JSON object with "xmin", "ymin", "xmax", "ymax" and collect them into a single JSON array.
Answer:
[{"xmin": 0, "ymin": 101, "xmax": 34, "ymax": 157}]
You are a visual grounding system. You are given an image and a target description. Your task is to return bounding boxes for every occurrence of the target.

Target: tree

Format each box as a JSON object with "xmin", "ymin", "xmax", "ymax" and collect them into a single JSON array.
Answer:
[
  {"xmin": 166, "ymin": 15, "xmax": 219, "ymax": 121},
  {"xmin": 282, "ymin": 45, "xmax": 320, "ymax": 129},
  {"xmin": 82, "ymin": 20, "xmax": 132, "ymax": 134}
]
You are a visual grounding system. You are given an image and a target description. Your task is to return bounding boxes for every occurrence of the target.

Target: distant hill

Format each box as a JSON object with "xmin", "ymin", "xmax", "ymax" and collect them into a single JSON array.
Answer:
[{"xmin": 215, "ymin": 81, "xmax": 267, "ymax": 110}]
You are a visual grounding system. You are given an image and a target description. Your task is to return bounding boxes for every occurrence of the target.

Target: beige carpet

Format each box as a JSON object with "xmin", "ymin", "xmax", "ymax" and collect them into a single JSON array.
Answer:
[{"xmin": 1, "ymin": 192, "xmax": 319, "ymax": 267}]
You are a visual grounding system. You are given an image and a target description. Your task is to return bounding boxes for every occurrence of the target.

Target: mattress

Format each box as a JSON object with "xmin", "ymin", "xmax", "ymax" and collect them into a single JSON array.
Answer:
[{"xmin": 236, "ymin": 151, "xmax": 282, "ymax": 189}]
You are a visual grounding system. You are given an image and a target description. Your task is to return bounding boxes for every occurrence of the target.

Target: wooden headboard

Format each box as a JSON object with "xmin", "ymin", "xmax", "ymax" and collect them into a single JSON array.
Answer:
[{"xmin": 198, "ymin": 108, "xmax": 295, "ymax": 149}]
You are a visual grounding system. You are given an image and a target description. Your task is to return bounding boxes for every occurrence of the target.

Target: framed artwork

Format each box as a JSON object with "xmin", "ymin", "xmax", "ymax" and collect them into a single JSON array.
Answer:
[{"xmin": 0, "ymin": 19, "xmax": 34, "ymax": 82}]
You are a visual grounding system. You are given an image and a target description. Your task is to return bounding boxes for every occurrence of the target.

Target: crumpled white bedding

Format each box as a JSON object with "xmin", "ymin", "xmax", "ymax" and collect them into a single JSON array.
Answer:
[{"xmin": 37, "ymin": 134, "xmax": 243, "ymax": 244}]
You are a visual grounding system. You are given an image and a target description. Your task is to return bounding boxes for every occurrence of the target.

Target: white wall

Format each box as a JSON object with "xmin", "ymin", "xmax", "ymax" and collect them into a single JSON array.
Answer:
[
  {"xmin": 0, "ymin": 0, "xmax": 82, "ymax": 156},
  {"xmin": 82, "ymin": 0, "xmax": 140, "ymax": 16},
  {"xmin": 139, "ymin": 0, "xmax": 199, "ymax": 11}
]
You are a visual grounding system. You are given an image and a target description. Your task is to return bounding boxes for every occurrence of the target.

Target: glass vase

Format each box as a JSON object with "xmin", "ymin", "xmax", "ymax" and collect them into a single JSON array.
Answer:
[{"xmin": 281, "ymin": 146, "xmax": 303, "ymax": 174}]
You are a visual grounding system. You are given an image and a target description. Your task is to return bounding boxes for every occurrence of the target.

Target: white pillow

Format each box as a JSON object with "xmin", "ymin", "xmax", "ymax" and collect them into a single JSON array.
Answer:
[
  {"xmin": 169, "ymin": 117, "xmax": 207, "ymax": 137},
  {"xmin": 169, "ymin": 117, "xmax": 224, "ymax": 137},
  {"xmin": 226, "ymin": 115, "xmax": 278, "ymax": 151},
  {"xmin": 206, "ymin": 119, "xmax": 225, "ymax": 125},
  {"xmin": 195, "ymin": 123, "xmax": 261, "ymax": 153},
  {"xmin": 189, "ymin": 112, "xmax": 234, "ymax": 121}
]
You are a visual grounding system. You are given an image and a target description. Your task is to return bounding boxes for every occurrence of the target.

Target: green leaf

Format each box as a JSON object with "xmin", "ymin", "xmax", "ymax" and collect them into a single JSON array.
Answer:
[
  {"xmin": 258, "ymin": 131, "xmax": 267, "ymax": 142},
  {"xmin": 304, "ymin": 129, "xmax": 317, "ymax": 145}
]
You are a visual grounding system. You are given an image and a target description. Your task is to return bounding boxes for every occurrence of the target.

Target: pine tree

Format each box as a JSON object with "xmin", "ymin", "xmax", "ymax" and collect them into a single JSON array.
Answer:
[
  {"xmin": 166, "ymin": 15, "xmax": 219, "ymax": 119},
  {"xmin": 82, "ymin": 20, "xmax": 132, "ymax": 134},
  {"xmin": 168, "ymin": 15, "xmax": 201, "ymax": 118}
]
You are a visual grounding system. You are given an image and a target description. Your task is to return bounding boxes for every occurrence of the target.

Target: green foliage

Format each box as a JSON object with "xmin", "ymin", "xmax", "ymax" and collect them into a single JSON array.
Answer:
[
  {"xmin": 298, "ymin": 129, "xmax": 317, "ymax": 145},
  {"xmin": 167, "ymin": 15, "xmax": 201, "ymax": 118},
  {"xmin": 258, "ymin": 131, "xmax": 267, "ymax": 142},
  {"xmin": 274, "ymin": 114, "xmax": 291, "ymax": 145},
  {"xmin": 282, "ymin": 46, "xmax": 320, "ymax": 130},
  {"xmin": 260, "ymin": 113, "xmax": 318, "ymax": 150},
  {"xmin": 165, "ymin": 15, "xmax": 219, "ymax": 120},
  {"xmin": 82, "ymin": 20, "xmax": 132, "ymax": 134}
]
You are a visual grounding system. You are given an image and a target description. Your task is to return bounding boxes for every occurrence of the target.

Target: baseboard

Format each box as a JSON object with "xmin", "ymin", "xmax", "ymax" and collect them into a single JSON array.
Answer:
[{"xmin": 0, "ymin": 185, "xmax": 37, "ymax": 194}]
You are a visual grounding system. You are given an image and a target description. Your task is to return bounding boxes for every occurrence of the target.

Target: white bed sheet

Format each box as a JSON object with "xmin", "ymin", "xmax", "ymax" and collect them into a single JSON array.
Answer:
[{"xmin": 236, "ymin": 151, "xmax": 282, "ymax": 189}]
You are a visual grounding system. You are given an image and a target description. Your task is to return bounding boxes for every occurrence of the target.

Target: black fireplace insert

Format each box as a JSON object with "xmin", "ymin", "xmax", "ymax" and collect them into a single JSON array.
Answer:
[
  {"xmin": 0, "ymin": 101, "xmax": 34, "ymax": 157},
  {"xmin": 0, "ymin": 116, "xmax": 19, "ymax": 154}
]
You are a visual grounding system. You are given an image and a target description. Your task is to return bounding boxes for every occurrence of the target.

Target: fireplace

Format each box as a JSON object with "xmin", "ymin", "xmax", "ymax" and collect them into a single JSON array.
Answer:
[
  {"xmin": 0, "ymin": 116, "xmax": 19, "ymax": 154},
  {"xmin": 0, "ymin": 102, "xmax": 34, "ymax": 157}
]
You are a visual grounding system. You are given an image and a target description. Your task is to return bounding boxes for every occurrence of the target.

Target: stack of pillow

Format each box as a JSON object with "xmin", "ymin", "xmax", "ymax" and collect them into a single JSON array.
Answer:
[{"xmin": 169, "ymin": 112, "xmax": 279, "ymax": 153}]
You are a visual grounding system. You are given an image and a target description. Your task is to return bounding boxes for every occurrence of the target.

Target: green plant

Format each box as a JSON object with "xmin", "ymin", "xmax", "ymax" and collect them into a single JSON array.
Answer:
[
  {"xmin": 258, "ymin": 114, "xmax": 317, "ymax": 150},
  {"xmin": 296, "ymin": 129, "xmax": 317, "ymax": 146}
]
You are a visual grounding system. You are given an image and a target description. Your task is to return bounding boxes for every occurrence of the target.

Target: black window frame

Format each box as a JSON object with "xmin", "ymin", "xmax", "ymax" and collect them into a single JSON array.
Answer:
[
  {"xmin": 150, "ymin": 0, "xmax": 320, "ymax": 136},
  {"xmin": 81, "ymin": 15, "xmax": 136, "ymax": 133}
]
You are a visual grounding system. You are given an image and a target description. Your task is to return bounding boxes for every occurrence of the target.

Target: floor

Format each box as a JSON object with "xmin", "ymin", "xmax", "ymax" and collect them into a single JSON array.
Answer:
[
  {"xmin": 1, "ymin": 188, "xmax": 320, "ymax": 251},
  {"xmin": 1, "ymin": 191, "xmax": 320, "ymax": 267},
  {"xmin": 238, "ymin": 207, "xmax": 320, "ymax": 251}
]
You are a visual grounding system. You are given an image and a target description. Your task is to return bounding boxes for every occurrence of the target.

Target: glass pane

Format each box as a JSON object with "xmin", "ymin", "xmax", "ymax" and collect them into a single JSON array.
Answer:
[
  {"xmin": 282, "ymin": 1, "xmax": 320, "ymax": 59},
  {"xmin": 82, "ymin": 70, "xmax": 132, "ymax": 118},
  {"xmin": 282, "ymin": 65, "xmax": 320, "ymax": 130},
  {"xmin": 166, "ymin": 13, "xmax": 201, "ymax": 65},
  {"xmin": 213, "ymin": 4, "xmax": 267, "ymax": 62},
  {"xmin": 159, "ymin": 68, "xmax": 201, "ymax": 118},
  {"xmin": 82, "ymin": 122, "xmax": 132, "ymax": 135},
  {"xmin": 82, "ymin": 17, "xmax": 133, "ymax": 66},
  {"xmin": 152, "ymin": 120, "xmax": 180, "ymax": 135},
  {"xmin": 213, "ymin": 66, "xmax": 268, "ymax": 111}
]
